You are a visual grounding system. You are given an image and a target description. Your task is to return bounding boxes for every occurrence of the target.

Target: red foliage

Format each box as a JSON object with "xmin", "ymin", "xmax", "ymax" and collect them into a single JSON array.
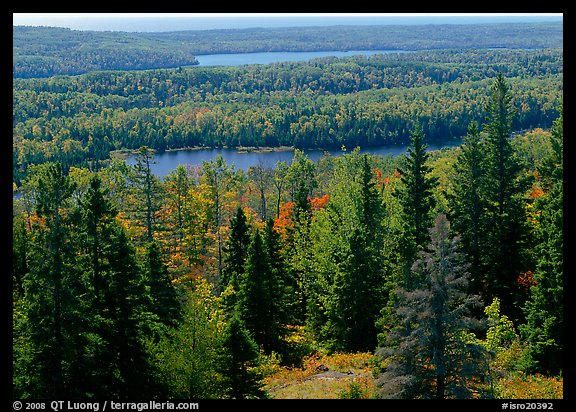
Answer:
[{"xmin": 517, "ymin": 270, "xmax": 538, "ymax": 291}]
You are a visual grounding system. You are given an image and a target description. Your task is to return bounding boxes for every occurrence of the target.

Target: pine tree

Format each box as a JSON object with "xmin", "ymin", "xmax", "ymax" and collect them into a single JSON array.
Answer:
[
  {"xmin": 100, "ymin": 225, "xmax": 163, "ymax": 398},
  {"xmin": 221, "ymin": 206, "xmax": 251, "ymax": 293},
  {"xmin": 307, "ymin": 151, "xmax": 386, "ymax": 351},
  {"xmin": 132, "ymin": 146, "xmax": 162, "ymax": 242},
  {"xmin": 217, "ymin": 316, "xmax": 266, "ymax": 399},
  {"xmin": 377, "ymin": 214, "xmax": 490, "ymax": 399}
]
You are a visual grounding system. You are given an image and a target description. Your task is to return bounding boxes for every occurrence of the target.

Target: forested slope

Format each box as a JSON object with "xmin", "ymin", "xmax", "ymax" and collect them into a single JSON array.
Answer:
[
  {"xmin": 12, "ymin": 22, "xmax": 564, "ymax": 400},
  {"xmin": 12, "ymin": 48, "xmax": 563, "ymax": 185},
  {"xmin": 13, "ymin": 21, "xmax": 562, "ymax": 78}
]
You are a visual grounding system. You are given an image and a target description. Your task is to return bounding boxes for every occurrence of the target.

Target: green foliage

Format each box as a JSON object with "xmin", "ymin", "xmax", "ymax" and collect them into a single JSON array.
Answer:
[
  {"xmin": 216, "ymin": 315, "xmax": 267, "ymax": 399},
  {"xmin": 147, "ymin": 279, "xmax": 224, "ymax": 398},
  {"xmin": 377, "ymin": 214, "xmax": 490, "ymax": 399},
  {"xmin": 13, "ymin": 23, "xmax": 562, "ymax": 78},
  {"xmin": 395, "ymin": 124, "xmax": 439, "ymax": 289},
  {"xmin": 12, "ymin": 34, "xmax": 564, "ymax": 398},
  {"xmin": 518, "ymin": 108, "xmax": 563, "ymax": 375},
  {"xmin": 12, "ymin": 48, "xmax": 562, "ymax": 185}
]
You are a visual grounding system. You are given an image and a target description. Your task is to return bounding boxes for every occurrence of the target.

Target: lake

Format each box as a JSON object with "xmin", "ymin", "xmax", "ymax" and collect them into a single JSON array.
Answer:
[
  {"xmin": 193, "ymin": 49, "xmax": 407, "ymax": 66},
  {"xmin": 125, "ymin": 140, "xmax": 461, "ymax": 178}
]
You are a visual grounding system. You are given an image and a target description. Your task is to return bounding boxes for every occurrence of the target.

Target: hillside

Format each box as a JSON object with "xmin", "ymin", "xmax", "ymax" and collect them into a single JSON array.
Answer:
[{"xmin": 13, "ymin": 21, "xmax": 562, "ymax": 78}]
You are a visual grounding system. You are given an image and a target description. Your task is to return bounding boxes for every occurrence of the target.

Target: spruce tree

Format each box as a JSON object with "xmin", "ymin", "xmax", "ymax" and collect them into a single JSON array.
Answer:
[
  {"xmin": 449, "ymin": 121, "xmax": 489, "ymax": 295},
  {"xmin": 482, "ymin": 73, "xmax": 530, "ymax": 319},
  {"xmin": 14, "ymin": 163, "xmax": 90, "ymax": 397},
  {"xmin": 395, "ymin": 124, "xmax": 439, "ymax": 290},
  {"xmin": 237, "ymin": 228, "xmax": 284, "ymax": 354},
  {"xmin": 217, "ymin": 316, "xmax": 266, "ymax": 399},
  {"xmin": 221, "ymin": 206, "xmax": 251, "ymax": 293},
  {"xmin": 377, "ymin": 214, "xmax": 490, "ymax": 399},
  {"xmin": 132, "ymin": 146, "xmax": 162, "ymax": 242},
  {"xmin": 143, "ymin": 239, "xmax": 182, "ymax": 328},
  {"xmin": 101, "ymin": 225, "xmax": 163, "ymax": 398}
]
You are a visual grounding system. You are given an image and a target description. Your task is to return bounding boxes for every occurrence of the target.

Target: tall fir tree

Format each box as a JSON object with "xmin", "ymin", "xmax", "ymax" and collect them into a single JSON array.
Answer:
[
  {"xmin": 306, "ymin": 151, "xmax": 386, "ymax": 351},
  {"xmin": 448, "ymin": 121, "xmax": 489, "ymax": 295},
  {"xmin": 221, "ymin": 206, "xmax": 251, "ymax": 293},
  {"xmin": 395, "ymin": 124, "xmax": 439, "ymax": 290},
  {"xmin": 237, "ymin": 228, "xmax": 286, "ymax": 354},
  {"xmin": 132, "ymin": 146, "xmax": 162, "ymax": 242},
  {"xmin": 482, "ymin": 73, "xmax": 530, "ymax": 320},
  {"xmin": 143, "ymin": 239, "xmax": 183, "ymax": 328}
]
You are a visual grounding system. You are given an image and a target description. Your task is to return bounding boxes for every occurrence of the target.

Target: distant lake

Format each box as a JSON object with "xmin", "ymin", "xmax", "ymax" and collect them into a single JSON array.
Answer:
[
  {"xmin": 193, "ymin": 49, "xmax": 408, "ymax": 66},
  {"xmin": 125, "ymin": 140, "xmax": 461, "ymax": 179}
]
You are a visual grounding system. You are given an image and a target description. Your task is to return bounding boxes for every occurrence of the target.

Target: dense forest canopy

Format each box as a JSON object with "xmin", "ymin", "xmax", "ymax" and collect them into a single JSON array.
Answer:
[
  {"xmin": 13, "ymin": 21, "xmax": 562, "ymax": 78},
  {"xmin": 12, "ymin": 20, "xmax": 563, "ymax": 400},
  {"xmin": 12, "ymin": 48, "xmax": 562, "ymax": 185}
]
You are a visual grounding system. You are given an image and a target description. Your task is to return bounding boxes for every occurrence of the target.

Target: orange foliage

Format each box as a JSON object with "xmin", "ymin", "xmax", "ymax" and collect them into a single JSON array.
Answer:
[
  {"xmin": 274, "ymin": 202, "xmax": 295, "ymax": 239},
  {"xmin": 529, "ymin": 184, "xmax": 545, "ymax": 199},
  {"xmin": 310, "ymin": 194, "xmax": 329, "ymax": 210}
]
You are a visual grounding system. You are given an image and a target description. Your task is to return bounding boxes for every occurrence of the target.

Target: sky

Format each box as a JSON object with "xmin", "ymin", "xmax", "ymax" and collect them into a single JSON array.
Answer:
[{"xmin": 12, "ymin": 13, "xmax": 563, "ymax": 32}]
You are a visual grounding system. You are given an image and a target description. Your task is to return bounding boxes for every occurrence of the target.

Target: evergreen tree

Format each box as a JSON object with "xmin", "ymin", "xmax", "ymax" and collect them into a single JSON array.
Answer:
[
  {"xmin": 377, "ymin": 214, "xmax": 490, "ymax": 399},
  {"xmin": 482, "ymin": 73, "xmax": 530, "ymax": 319},
  {"xmin": 307, "ymin": 151, "xmax": 386, "ymax": 351},
  {"xmin": 217, "ymin": 316, "xmax": 266, "ymax": 399},
  {"xmin": 143, "ymin": 239, "xmax": 182, "ymax": 328},
  {"xmin": 221, "ymin": 206, "xmax": 251, "ymax": 293},
  {"xmin": 14, "ymin": 163, "xmax": 90, "ymax": 397},
  {"xmin": 519, "ymin": 109, "xmax": 563, "ymax": 374},
  {"xmin": 237, "ymin": 228, "xmax": 285, "ymax": 354},
  {"xmin": 395, "ymin": 124, "xmax": 439, "ymax": 289},
  {"xmin": 448, "ymin": 121, "xmax": 489, "ymax": 294},
  {"xmin": 132, "ymin": 146, "xmax": 162, "ymax": 242},
  {"xmin": 100, "ymin": 225, "xmax": 164, "ymax": 398}
]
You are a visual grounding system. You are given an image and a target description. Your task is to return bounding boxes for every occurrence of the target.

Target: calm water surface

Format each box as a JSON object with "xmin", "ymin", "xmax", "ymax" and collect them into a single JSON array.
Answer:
[
  {"xmin": 194, "ymin": 50, "xmax": 407, "ymax": 66},
  {"xmin": 125, "ymin": 141, "xmax": 461, "ymax": 178}
]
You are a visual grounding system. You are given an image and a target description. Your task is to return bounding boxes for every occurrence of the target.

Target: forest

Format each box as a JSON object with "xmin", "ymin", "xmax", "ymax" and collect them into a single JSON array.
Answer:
[
  {"xmin": 13, "ymin": 21, "xmax": 562, "ymax": 78},
  {"xmin": 12, "ymin": 22, "xmax": 563, "ymax": 400},
  {"xmin": 13, "ymin": 74, "xmax": 563, "ymax": 399},
  {"xmin": 13, "ymin": 48, "xmax": 562, "ymax": 185}
]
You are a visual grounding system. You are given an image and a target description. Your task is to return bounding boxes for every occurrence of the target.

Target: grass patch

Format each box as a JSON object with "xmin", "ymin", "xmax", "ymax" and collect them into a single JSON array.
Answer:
[{"xmin": 263, "ymin": 351, "xmax": 378, "ymax": 399}]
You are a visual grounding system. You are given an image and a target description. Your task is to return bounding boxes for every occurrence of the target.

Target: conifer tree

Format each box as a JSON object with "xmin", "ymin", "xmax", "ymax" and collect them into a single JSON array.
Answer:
[
  {"xmin": 449, "ymin": 121, "xmax": 489, "ymax": 294},
  {"xmin": 14, "ymin": 162, "xmax": 89, "ymax": 397},
  {"xmin": 221, "ymin": 206, "xmax": 251, "ymax": 293},
  {"xmin": 377, "ymin": 214, "xmax": 490, "ymax": 399},
  {"xmin": 143, "ymin": 239, "xmax": 182, "ymax": 328},
  {"xmin": 482, "ymin": 73, "xmax": 530, "ymax": 319},
  {"xmin": 395, "ymin": 124, "xmax": 439, "ymax": 289},
  {"xmin": 217, "ymin": 316, "xmax": 266, "ymax": 399},
  {"xmin": 519, "ymin": 109, "xmax": 563, "ymax": 374},
  {"xmin": 307, "ymin": 151, "xmax": 386, "ymax": 351},
  {"xmin": 100, "ymin": 225, "xmax": 163, "ymax": 398},
  {"xmin": 132, "ymin": 146, "xmax": 162, "ymax": 242},
  {"xmin": 237, "ymin": 228, "xmax": 285, "ymax": 354}
]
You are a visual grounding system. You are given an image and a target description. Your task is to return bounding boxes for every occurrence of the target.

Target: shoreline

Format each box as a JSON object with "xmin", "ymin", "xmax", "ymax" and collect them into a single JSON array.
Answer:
[{"xmin": 110, "ymin": 145, "xmax": 296, "ymax": 159}]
